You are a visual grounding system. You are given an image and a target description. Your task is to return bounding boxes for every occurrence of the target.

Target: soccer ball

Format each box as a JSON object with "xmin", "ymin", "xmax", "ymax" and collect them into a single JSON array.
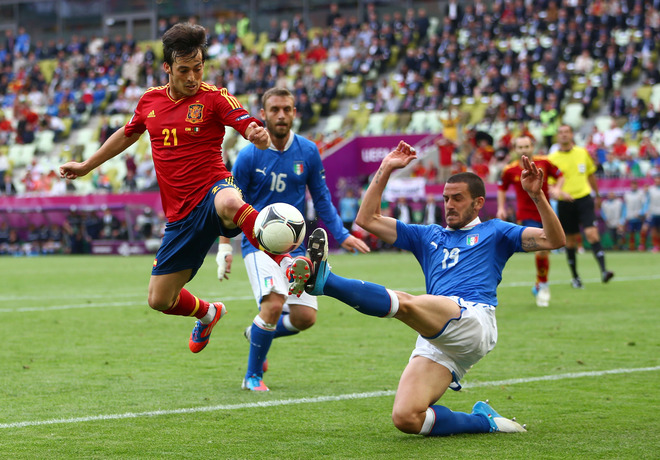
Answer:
[{"xmin": 254, "ymin": 203, "xmax": 306, "ymax": 254}]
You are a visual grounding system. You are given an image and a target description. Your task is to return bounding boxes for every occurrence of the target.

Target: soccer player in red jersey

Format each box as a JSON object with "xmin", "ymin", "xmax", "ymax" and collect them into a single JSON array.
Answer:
[
  {"xmin": 59, "ymin": 22, "xmax": 286, "ymax": 353},
  {"xmin": 497, "ymin": 135, "xmax": 567, "ymax": 307}
]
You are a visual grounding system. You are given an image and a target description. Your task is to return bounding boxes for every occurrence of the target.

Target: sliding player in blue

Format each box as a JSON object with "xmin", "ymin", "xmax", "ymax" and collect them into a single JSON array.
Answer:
[{"xmin": 289, "ymin": 141, "xmax": 565, "ymax": 436}]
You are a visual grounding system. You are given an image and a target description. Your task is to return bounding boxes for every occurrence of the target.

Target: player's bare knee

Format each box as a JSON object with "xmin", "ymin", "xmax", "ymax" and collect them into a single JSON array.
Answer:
[
  {"xmin": 215, "ymin": 189, "xmax": 244, "ymax": 221},
  {"xmin": 147, "ymin": 291, "xmax": 176, "ymax": 311},
  {"xmin": 391, "ymin": 408, "xmax": 421, "ymax": 434},
  {"xmin": 261, "ymin": 303, "xmax": 284, "ymax": 321},
  {"xmin": 292, "ymin": 315, "xmax": 316, "ymax": 331}
]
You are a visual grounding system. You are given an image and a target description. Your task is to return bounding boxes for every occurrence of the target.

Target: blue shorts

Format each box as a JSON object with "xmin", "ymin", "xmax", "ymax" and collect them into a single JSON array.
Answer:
[
  {"xmin": 627, "ymin": 218, "xmax": 643, "ymax": 233},
  {"xmin": 650, "ymin": 215, "xmax": 660, "ymax": 230},
  {"xmin": 152, "ymin": 178, "xmax": 243, "ymax": 280}
]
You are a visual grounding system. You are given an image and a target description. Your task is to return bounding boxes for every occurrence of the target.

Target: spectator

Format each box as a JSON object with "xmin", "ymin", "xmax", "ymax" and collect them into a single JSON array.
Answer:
[
  {"xmin": 435, "ymin": 136, "xmax": 455, "ymax": 184},
  {"xmin": 100, "ymin": 207, "xmax": 121, "ymax": 239},
  {"xmin": 601, "ymin": 191, "xmax": 624, "ymax": 250},
  {"xmin": 621, "ymin": 179, "xmax": 647, "ymax": 251},
  {"xmin": 392, "ymin": 196, "xmax": 412, "ymax": 224}
]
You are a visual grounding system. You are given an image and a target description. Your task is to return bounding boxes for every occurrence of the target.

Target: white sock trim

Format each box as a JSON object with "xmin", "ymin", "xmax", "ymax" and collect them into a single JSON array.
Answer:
[
  {"xmin": 200, "ymin": 304, "xmax": 216, "ymax": 324},
  {"xmin": 254, "ymin": 314, "xmax": 277, "ymax": 331},
  {"xmin": 282, "ymin": 314, "xmax": 300, "ymax": 332},
  {"xmin": 419, "ymin": 407, "xmax": 435, "ymax": 435},
  {"xmin": 384, "ymin": 289, "xmax": 399, "ymax": 318}
]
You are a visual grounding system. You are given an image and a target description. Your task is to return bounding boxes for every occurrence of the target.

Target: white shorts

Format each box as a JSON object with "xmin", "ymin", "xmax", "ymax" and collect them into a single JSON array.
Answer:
[
  {"xmin": 244, "ymin": 251, "xmax": 318, "ymax": 312},
  {"xmin": 409, "ymin": 296, "xmax": 498, "ymax": 390}
]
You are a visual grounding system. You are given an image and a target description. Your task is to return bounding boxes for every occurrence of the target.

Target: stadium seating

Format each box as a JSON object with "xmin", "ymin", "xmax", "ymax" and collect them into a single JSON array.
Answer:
[
  {"xmin": 362, "ymin": 112, "xmax": 388, "ymax": 135},
  {"xmin": 35, "ymin": 130, "xmax": 55, "ymax": 155},
  {"xmin": 562, "ymin": 103, "xmax": 585, "ymax": 130},
  {"xmin": 405, "ymin": 111, "xmax": 429, "ymax": 134},
  {"xmin": 322, "ymin": 114, "xmax": 344, "ymax": 136}
]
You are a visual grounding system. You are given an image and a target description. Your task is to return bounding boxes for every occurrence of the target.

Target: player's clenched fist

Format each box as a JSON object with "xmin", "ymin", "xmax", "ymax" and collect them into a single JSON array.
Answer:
[{"xmin": 246, "ymin": 122, "xmax": 270, "ymax": 150}]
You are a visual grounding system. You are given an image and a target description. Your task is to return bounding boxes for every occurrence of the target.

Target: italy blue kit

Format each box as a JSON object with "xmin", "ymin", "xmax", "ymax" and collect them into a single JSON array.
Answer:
[
  {"xmin": 232, "ymin": 133, "xmax": 349, "ymax": 258},
  {"xmin": 394, "ymin": 218, "xmax": 525, "ymax": 306}
]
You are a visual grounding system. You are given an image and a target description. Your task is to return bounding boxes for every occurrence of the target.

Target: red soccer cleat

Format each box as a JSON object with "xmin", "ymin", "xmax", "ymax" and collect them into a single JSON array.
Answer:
[{"xmin": 189, "ymin": 302, "xmax": 227, "ymax": 353}]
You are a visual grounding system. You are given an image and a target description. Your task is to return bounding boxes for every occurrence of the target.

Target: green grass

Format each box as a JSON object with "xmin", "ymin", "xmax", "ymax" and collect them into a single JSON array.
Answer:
[{"xmin": 1, "ymin": 250, "xmax": 659, "ymax": 459}]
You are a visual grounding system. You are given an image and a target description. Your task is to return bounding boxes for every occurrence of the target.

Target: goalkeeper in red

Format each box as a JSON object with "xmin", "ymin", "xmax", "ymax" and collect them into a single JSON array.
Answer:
[{"xmin": 59, "ymin": 22, "xmax": 285, "ymax": 353}]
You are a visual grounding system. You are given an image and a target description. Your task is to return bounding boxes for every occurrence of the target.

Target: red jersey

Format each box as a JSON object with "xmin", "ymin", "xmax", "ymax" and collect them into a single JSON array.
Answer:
[
  {"xmin": 498, "ymin": 156, "xmax": 562, "ymax": 222},
  {"xmin": 124, "ymin": 83, "xmax": 260, "ymax": 222}
]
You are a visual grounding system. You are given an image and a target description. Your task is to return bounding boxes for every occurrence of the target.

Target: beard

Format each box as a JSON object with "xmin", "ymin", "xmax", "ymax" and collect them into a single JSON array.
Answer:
[
  {"xmin": 267, "ymin": 121, "xmax": 291, "ymax": 139},
  {"xmin": 446, "ymin": 201, "xmax": 476, "ymax": 230}
]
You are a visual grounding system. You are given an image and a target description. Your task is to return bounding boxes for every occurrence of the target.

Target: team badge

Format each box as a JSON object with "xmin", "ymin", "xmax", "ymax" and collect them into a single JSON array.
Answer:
[
  {"xmin": 466, "ymin": 234, "xmax": 479, "ymax": 246},
  {"xmin": 293, "ymin": 162, "xmax": 304, "ymax": 175},
  {"xmin": 185, "ymin": 103, "xmax": 204, "ymax": 123},
  {"xmin": 263, "ymin": 276, "xmax": 274, "ymax": 289}
]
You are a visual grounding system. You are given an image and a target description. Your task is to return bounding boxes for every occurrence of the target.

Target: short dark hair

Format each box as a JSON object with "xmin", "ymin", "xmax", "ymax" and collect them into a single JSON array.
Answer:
[
  {"xmin": 262, "ymin": 87, "xmax": 294, "ymax": 108},
  {"xmin": 162, "ymin": 22, "xmax": 208, "ymax": 66},
  {"xmin": 446, "ymin": 172, "xmax": 486, "ymax": 199}
]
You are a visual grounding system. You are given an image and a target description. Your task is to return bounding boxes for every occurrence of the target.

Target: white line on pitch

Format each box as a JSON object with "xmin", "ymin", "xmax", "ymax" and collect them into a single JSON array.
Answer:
[
  {"xmin": 1, "ymin": 366, "xmax": 658, "ymax": 430},
  {"xmin": 2, "ymin": 273, "xmax": 659, "ymax": 313}
]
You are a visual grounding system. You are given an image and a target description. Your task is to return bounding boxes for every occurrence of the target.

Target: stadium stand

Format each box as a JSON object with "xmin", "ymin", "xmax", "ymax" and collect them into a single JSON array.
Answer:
[{"xmin": 2, "ymin": 1, "xmax": 660, "ymax": 253}]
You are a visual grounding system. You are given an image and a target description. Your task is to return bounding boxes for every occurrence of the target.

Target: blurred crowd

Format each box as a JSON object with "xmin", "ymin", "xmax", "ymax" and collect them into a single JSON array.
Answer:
[
  {"xmin": 0, "ymin": 205, "xmax": 165, "ymax": 256},
  {"xmin": 1, "ymin": 1, "xmax": 660, "ymax": 218}
]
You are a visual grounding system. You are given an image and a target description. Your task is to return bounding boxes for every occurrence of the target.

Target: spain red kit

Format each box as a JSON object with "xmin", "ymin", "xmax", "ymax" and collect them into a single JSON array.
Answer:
[
  {"xmin": 124, "ymin": 83, "xmax": 260, "ymax": 222},
  {"xmin": 498, "ymin": 156, "xmax": 562, "ymax": 222}
]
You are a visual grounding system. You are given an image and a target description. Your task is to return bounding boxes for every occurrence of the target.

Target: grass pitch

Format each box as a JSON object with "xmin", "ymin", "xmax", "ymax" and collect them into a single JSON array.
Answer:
[{"xmin": 0, "ymin": 249, "xmax": 659, "ymax": 459}]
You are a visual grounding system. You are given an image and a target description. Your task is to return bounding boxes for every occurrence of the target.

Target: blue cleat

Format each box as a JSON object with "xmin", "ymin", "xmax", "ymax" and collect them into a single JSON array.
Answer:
[
  {"xmin": 305, "ymin": 228, "xmax": 330, "ymax": 296},
  {"xmin": 472, "ymin": 400, "xmax": 527, "ymax": 433},
  {"xmin": 242, "ymin": 374, "xmax": 269, "ymax": 392}
]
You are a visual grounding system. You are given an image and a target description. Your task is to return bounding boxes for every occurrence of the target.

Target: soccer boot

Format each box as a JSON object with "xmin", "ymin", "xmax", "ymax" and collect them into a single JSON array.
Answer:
[
  {"xmin": 305, "ymin": 228, "xmax": 330, "ymax": 296},
  {"xmin": 472, "ymin": 400, "xmax": 527, "ymax": 433},
  {"xmin": 242, "ymin": 374, "xmax": 269, "ymax": 392},
  {"xmin": 189, "ymin": 302, "xmax": 227, "ymax": 353},
  {"xmin": 571, "ymin": 277, "xmax": 583, "ymax": 289},
  {"xmin": 287, "ymin": 256, "xmax": 312, "ymax": 297},
  {"xmin": 243, "ymin": 325, "xmax": 269, "ymax": 373},
  {"xmin": 535, "ymin": 283, "xmax": 550, "ymax": 307},
  {"xmin": 601, "ymin": 270, "xmax": 614, "ymax": 283}
]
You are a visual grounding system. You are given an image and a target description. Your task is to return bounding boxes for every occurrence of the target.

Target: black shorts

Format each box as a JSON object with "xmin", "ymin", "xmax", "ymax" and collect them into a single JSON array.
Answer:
[{"xmin": 557, "ymin": 195, "xmax": 597, "ymax": 234}]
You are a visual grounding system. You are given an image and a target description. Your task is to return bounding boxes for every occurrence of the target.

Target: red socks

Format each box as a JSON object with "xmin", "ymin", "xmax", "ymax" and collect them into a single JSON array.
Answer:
[
  {"xmin": 535, "ymin": 253, "xmax": 549, "ymax": 285},
  {"xmin": 163, "ymin": 289, "xmax": 209, "ymax": 319},
  {"xmin": 233, "ymin": 203, "xmax": 288, "ymax": 264}
]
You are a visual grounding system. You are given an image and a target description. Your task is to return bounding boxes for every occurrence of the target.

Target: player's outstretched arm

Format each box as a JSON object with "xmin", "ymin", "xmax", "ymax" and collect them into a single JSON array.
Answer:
[
  {"xmin": 245, "ymin": 121, "xmax": 270, "ymax": 150},
  {"xmin": 520, "ymin": 155, "xmax": 566, "ymax": 251},
  {"xmin": 356, "ymin": 141, "xmax": 417, "ymax": 244},
  {"xmin": 59, "ymin": 127, "xmax": 140, "ymax": 180}
]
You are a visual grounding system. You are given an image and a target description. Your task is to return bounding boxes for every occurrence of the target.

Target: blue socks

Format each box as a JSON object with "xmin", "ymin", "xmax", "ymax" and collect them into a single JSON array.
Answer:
[
  {"xmin": 423, "ymin": 405, "xmax": 491, "ymax": 436},
  {"xmin": 246, "ymin": 320, "xmax": 274, "ymax": 378},
  {"xmin": 322, "ymin": 272, "xmax": 399, "ymax": 318},
  {"xmin": 273, "ymin": 313, "xmax": 300, "ymax": 339}
]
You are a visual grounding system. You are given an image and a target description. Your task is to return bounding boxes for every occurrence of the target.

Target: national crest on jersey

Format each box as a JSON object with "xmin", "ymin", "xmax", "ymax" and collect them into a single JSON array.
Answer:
[
  {"xmin": 293, "ymin": 162, "xmax": 304, "ymax": 175},
  {"xmin": 186, "ymin": 103, "xmax": 204, "ymax": 123},
  {"xmin": 466, "ymin": 234, "xmax": 479, "ymax": 246}
]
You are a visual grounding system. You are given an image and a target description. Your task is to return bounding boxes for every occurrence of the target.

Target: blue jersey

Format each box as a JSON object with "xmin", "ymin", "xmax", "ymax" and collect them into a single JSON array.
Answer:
[
  {"xmin": 233, "ymin": 133, "xmax": 349, "ymax": 257},
  {"xmin": 395, "ymin": 219, "xmax": 525, "ymax": 306}
]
